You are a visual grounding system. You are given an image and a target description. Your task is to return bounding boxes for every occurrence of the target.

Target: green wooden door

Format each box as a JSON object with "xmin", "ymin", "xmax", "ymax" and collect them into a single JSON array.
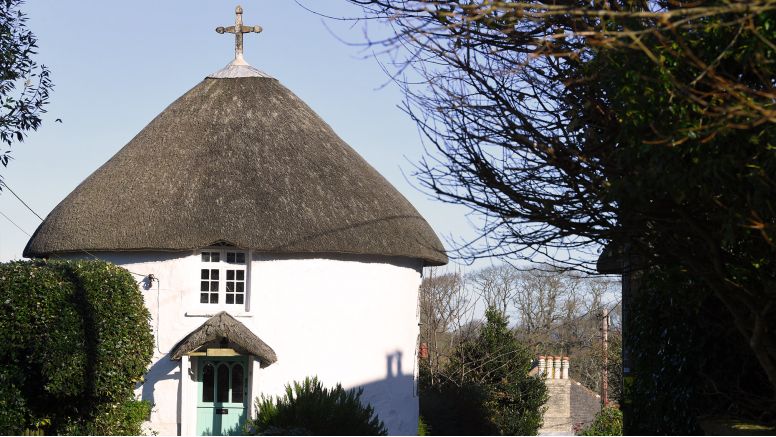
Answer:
[{"xmin": 196, "ymin": 357, "xmax": 248, "ymax": 436}]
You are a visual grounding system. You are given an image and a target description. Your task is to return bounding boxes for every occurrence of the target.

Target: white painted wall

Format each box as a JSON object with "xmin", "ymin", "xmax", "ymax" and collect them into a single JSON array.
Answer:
[{"xmin": 72, "ymin": 251, "xmax": 423, "ymax": 436}]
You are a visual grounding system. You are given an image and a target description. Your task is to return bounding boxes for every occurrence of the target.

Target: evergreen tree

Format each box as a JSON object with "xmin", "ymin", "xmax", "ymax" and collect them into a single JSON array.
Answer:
[{"xmin": 446, "ymin": 307, "xmax": 548, "ymax": 435}]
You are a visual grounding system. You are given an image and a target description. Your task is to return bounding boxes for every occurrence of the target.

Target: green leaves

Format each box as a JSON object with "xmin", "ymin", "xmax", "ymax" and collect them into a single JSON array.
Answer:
[
  {"xmin": 0, "ymin": 0, "xmax": 52, "ymax": 187},
  {"xmin": 580, "ymin": 407, "xmax": 622, "ymax": 436},
  {"xmin": 0, "ymin": 259, "xmax": 153, "ymax": 435}
]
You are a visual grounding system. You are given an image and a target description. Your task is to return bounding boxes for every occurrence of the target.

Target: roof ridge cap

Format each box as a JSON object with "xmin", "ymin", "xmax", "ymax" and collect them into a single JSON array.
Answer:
[{"xmin": 208, "ymin": 58, "xmax": 273, "ymax": 79}]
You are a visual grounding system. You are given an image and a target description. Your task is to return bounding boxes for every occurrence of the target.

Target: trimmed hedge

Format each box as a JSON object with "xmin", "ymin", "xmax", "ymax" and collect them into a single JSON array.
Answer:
[{"xmin": 0, "ymin": 259, "xmax": 154, "ymax": 435}]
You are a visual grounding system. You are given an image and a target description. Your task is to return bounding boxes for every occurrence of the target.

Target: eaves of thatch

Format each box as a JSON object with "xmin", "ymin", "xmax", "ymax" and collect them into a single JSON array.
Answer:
[
  {"xmin": 23, "ymin": 74, "xmax": 447, "ymax": 266},
  {"xmin": 170, "ymin": 311, "xmax": 277, "ymax": 366}
]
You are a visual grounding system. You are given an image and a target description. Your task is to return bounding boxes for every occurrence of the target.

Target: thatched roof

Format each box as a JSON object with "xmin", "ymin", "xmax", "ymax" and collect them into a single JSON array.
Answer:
[
  {"xmin": 170, "ymin": 311, "xmax": 277, "ymax": 365},
  {"xmin": 24, "ymin": 75, "xmax": 447, "ymax": 265}
]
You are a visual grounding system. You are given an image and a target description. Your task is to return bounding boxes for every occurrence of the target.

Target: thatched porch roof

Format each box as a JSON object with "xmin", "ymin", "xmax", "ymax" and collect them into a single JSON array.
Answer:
[{"xmin": 170, "ymin": 311, "xmax": 277, "ymax": 366}]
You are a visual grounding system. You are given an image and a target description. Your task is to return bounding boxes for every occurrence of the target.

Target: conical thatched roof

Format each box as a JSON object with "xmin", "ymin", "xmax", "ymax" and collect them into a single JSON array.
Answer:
[
  {"xmin": 23, "ymin": 73, "xmax": 447, "ymax": 265},
  {"xmin": 170, "ymin": 311, "xmax": 277, "ymax": 366}
]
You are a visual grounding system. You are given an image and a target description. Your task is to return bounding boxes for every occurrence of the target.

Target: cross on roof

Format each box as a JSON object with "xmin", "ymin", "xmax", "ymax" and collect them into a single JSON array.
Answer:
[{"xmin": 216, "ymin": 5, "xmax": 262, "ymax": 64}]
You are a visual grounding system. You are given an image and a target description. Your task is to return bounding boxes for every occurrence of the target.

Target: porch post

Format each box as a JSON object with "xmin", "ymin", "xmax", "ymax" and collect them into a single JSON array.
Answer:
[
  {"xmin": 180, "ymin": 355, "xmax": 192, "ymax": 435},
  {"xmin": 248, "ymin": 357, "xmax": 261, "ymax": 419}
]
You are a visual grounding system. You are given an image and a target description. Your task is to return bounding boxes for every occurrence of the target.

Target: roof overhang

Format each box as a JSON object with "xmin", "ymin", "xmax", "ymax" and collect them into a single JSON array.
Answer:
[{"xmin": 170, "ymin": 311, "xmax": 277, "ymax": 367}]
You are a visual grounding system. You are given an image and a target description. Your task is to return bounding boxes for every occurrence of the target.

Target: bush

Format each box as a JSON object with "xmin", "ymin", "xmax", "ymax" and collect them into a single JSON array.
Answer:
[
  {"xmin": 245, "ymin": 376, "xmax": 387, "ymax": 436},
  {"xmin": 418, "ymin": 415, "xmax": 429, "ymax": 436},
  {"xmin": 581, "ymin": 407, "xmax": 623, "ymax": 436},
  {"xmin": 0, "ymin": 259, "xmax": 154, "ymax": 435}
]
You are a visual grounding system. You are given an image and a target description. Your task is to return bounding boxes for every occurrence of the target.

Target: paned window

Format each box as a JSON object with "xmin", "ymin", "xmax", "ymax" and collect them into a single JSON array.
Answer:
[
  {"xmin": 199, "ymin": 249, "xmax": 247, "ymax": 305},
  {"xmin": 200, "ymin": 360, "xmax": 246, "ymax": 405}
]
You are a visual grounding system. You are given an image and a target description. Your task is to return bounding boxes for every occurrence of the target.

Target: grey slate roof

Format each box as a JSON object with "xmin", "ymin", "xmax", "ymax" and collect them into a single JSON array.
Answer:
[{"xmin": 24, "ymin": 76, "xmax": 447, "ymax": 265}]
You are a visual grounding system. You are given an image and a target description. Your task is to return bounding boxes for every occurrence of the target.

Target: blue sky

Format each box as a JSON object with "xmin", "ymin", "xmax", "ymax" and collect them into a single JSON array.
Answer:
[{"xmin": 0, "ymin": 1, "xmax": 482, "ymax": 265}]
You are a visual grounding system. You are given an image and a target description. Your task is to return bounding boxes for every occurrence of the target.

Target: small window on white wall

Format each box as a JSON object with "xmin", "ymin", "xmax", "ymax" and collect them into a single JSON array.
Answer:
[{"xmin": 199, "ymin": 249, "xmax": 247, "ymax": 305}]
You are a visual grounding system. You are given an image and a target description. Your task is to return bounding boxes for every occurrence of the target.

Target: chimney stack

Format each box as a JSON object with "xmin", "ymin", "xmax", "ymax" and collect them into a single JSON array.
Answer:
[{"xmin": 538, "ymin": 355, "xmax": 571, "ymax": 380}]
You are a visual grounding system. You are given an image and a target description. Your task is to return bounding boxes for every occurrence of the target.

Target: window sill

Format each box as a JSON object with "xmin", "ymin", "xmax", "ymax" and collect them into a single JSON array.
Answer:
[{"xmin": 185, "ymin": 311, "xmax": 253, "ymax": 318}]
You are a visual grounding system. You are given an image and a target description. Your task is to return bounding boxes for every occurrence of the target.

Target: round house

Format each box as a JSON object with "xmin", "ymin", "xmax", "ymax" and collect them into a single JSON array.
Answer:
[{"xmin": 24, "ymin": 8, "xmax": 446, "ymax": 435}]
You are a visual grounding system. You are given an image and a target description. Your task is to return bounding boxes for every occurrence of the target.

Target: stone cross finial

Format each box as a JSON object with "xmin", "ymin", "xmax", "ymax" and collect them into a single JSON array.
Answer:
[{"xmin": 216, "ymin": 5, "xmax": 262, "ymax": 65}]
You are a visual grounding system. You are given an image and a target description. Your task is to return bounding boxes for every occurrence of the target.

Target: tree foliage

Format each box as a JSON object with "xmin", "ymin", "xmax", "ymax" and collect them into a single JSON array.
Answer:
[
  {"xmin": 450, "ymin": 308, "xmax": 548, "ymax": 435},
  {"xmin": 0, "ymin": 0, "xmax": 52, "ymax": 181},
  {"xmin": 245, "ymin": 376, "xmax": 387, "ymax": 436},
  {"xmin": 0, "ymin": 259, "xmax": 153, "ymax": 435},
  {"xmin": 572, "ymin": 4, "xmax": 776, "ymax": 410},
  {"xmin": 580, "ymin": 406, "xmax": 623, "ymax": 436},
  {"xmin": 421, "ymin": 307, "xmax": 548, "ymax": 435},
  {"xmin": 627, "ymin": 266, "xmax": 773, "ymax": 433},
  {"xmin": 419, "ymin": 373, "xmax": 498, "ymax": 436}
]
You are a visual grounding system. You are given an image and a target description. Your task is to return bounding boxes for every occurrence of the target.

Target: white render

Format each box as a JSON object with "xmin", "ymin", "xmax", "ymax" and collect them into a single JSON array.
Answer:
[{"xmin": 71, "ymin": 251, "xmax": 423, "ymax": 436}]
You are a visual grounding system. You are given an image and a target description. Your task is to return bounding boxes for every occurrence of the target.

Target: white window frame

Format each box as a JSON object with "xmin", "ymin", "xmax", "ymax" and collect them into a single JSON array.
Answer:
[{"xmin": 198, "ymin": 248, "xmax": 249, "ymax": 307}]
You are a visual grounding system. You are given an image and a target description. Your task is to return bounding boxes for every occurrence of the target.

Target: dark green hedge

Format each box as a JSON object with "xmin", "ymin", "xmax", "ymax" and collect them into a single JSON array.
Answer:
[
  {"xmin": 0, "ymin": 259, "xmax": 154, "ymax": 435},
  {"xmin": 627, "ymin": 266, "xmax": 773, "ymax": 434}
]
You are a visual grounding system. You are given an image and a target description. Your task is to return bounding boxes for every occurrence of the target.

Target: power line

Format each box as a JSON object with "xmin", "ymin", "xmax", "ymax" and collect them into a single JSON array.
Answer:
[
  {"xmin": 0, "ymin": 182, "xmax": 150, "ymax": 279},
  {"xmin": 0, "ymin": 181, "xmax": 44, "ymax": 221},
  {"xmin": 0, "ymin": 209, "xmax": 30, "ymax": 236}
]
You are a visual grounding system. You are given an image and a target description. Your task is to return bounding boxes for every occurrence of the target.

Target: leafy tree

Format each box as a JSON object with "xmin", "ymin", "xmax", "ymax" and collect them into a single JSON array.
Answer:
[
  {"xmin": 245, "ymin": 376, "xmax": 387, "ymax": 436},
  {"xmin": 445, "ymin": 307, "xmax": 548, "ymax": 435},
  {"xmin": 569, "ymin": 4, "xmax": 776, "ymax": 408},
  {"xmin": 0, "ymin": 0, "xmax": 52, "ymax": 183},
  {"xmin": 625, "ymin": 266, "xmax": 774, "ymax": 434}
]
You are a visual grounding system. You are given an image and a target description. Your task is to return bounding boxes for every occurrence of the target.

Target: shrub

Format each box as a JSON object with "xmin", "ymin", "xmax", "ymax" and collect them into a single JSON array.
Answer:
[
  {"xmin": 581, "ymin": 407, "xmax": 623, "ymax": 436},
  {"xmin": 245, "ymin": 376, "xmax": 387, "ymax": 436},
  {"xmin": 0, "ymin": 259, "xmax": 154, "ymax": 435},
  {"xmin": 418, "ymin": 415, "xmax": 429, "ymax": 436}
]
